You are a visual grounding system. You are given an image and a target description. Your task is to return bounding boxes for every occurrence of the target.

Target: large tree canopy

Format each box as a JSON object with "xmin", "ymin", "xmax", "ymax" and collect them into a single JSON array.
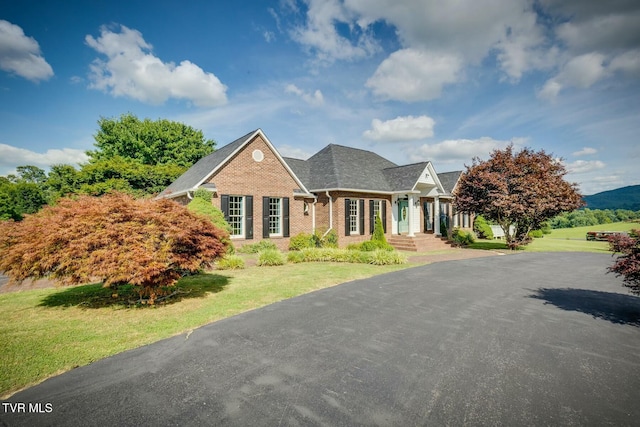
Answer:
[
  {"xmin": 88, "ymin": 113, "xmax": 215, "ymax": 167},
  {"xmin": 454, "ymin": 145, "xmax": 584, "ymax": 248}
]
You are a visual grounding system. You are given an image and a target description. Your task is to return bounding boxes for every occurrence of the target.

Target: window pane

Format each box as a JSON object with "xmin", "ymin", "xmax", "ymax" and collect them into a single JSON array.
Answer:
[
  {"xmin": 229, "ymin": 196, "xmax": 244, "ymax": 236},
  {"xmin": 269, "ymin": 198, "xmax": 281, "ymax": 235},
  {"xmin": 349, "ymin": 200, "xmax": 358, "ymax": 233}
]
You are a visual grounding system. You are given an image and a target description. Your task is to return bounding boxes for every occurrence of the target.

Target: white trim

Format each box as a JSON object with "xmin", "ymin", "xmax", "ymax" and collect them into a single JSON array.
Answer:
[{"xmin": 410, "ymin": 162, "xmax": 446, "ymax": 195}]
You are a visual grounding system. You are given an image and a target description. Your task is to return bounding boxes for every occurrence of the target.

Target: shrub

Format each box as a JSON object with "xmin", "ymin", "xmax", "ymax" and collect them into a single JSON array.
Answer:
[
  {"xmin": 192, "ymin": 188, "xmax": 212, "ymax": 202},
  {"xmin": 289, "ymin": 232, "xmax": 315, "ymax": 251},
  {"xmin": 323, "ymin": 229, "xmax": 339, "ymax": 248},
  {"xmin": 187, "ymin": 196, "xmax": 233, "ymax": 252},
  {"xmin": 372, "ymin": 214, "xmax": 387, "ymax": 244},
  {"xmin": 257, "ymin": 249, "xmax": 286, "ymax": 266},
  {"xmin": 451, "ymin": 228, "xmax": 476, "ymax": 246},
  {"xmin": 238, "ymin": 240, "xmax": 278, "ymax": 254},
  {"xmin": 529, "ymin": 229, "xmax": 544, "ymax": 238},
  {"xmin": 287, "ymin": 251, "xmax": 306, "ymax": 263},
  {"xmin": 473, "ymin": 215, "xmax": 494, "ymax": 239},
  {"xmin": 347, "ymin": 240, "xmax": 394, "ymax": 252},
  {"xmin": 216, "ymin": 254, "xmax": 245, "ymax": 270},
  {"xmin": 608, "ymin": 230, "xmax": 640, "ymax": 294},
  {"xmin": 367, "ymin": 250, "xmax": 408, "ymax": 265},
  {"xmin": 0, "ymin": 193, "xmax": 228, "ymax": 303}
]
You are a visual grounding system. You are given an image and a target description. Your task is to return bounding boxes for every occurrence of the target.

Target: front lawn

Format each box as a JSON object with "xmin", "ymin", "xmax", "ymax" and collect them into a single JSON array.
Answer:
[{"xmin": 0, "ymin": 260, "xmax": 415, "ymax": 398}]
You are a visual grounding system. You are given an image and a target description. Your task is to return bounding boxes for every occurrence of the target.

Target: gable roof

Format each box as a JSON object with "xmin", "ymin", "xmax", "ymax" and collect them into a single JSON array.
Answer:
[
  {"xmin": 437, "ymin": 171, "xmax": 463, "ymax": 194},
  {"xmin": 159, "ymin": 129, "xmax": 449, "ymax": 199},
  {"xmin": 157, "ymin": 129, "xmax": 310, "ymax": 199}
]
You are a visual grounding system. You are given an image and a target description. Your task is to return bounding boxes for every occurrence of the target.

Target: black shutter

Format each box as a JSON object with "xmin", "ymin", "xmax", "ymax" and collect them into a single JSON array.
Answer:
[
  {"xmin": 382, "ymin": 201, "xmax": 387, "ymax": 233},
  {"xmin": 221, "ymin": 195, "xmax": 230, "ymax": 221},
  {"xmin": 359, "ymin": 199, "xmax": 365, "ymax": 235},
  {"xmin": 262, "ymin": 196, "xmax": 270, "ymax": 238},
  {"xmin": 344, "ymin": 198, "xmax": 351, "ymax": 236},
  {"xmin": 369, "ymin": 200, "xmax": 375, "ymax": 234},
  {"xmin": 245, "ymin": 196, "xmax": 253, "ymax": 240},
  {"xmin": 283, "ymin": 197, "xmax": 290, "ymax": 237}
]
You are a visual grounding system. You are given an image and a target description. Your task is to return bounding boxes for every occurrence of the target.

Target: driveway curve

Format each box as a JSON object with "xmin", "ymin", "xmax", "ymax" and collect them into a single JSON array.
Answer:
[{"xmin": 2, "ymin": 252, "xmax": 640, "ymax": 426}]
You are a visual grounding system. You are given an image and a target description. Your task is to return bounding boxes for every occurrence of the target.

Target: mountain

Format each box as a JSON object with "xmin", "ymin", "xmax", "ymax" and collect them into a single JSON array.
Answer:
[{"xmin": 583, "ymin": 185, "xmax": 640, "ymax": 210}]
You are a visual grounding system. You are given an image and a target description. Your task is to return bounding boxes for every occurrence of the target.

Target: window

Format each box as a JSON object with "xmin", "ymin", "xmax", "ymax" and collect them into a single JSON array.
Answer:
[
  {"xmin": 268, "ymin": 197, "xmax": 282, "ymax": 236},
  {"xmin": 228, "ymin": 196, "xmax": 244, "ymax": 237},
  {"xmin": 349, "ymin": 199, "xmax": 359, "ymax": 234},
  {"xmin": 373, "ymin": 200, "xmax": 382, "ymax": 221}
]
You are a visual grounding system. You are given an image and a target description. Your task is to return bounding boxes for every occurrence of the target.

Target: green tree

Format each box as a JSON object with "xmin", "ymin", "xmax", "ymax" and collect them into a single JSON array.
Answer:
[
  {"xmin": 88, "ymin": 113, "xmax": 215, "ymax": 167},
  {"xmin": 454, "ymin": 145, "xmax": 583, "ymax": 248}
]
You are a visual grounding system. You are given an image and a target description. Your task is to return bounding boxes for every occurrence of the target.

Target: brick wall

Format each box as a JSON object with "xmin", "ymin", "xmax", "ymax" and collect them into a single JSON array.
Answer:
[{"xmin": 207, "ymin": 134, "xmax": 313, "ymax": 250}]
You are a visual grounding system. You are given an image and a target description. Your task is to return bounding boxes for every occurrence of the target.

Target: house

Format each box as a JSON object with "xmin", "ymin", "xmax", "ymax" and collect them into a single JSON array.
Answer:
[{"xmin": 157, "ymin": 129, "xmax": 472, "ymax": 250}]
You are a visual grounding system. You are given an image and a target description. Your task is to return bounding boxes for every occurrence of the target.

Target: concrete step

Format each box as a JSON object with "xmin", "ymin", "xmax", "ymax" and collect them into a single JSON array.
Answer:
[{"xmin": 388, "ymin": 234, "xmax": 453, "ymax": 252}]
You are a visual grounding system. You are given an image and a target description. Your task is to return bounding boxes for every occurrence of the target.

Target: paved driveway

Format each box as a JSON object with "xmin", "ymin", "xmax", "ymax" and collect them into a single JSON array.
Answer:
[{"xmin": 2, "ymin": 252, "xmax": 640, "ymax": 426}]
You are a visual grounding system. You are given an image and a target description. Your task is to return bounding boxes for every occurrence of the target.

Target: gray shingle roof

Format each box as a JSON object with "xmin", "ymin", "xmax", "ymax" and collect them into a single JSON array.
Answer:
[
  {"xmin": 383, "ymin": 162, "xmax": 430, "ymax": 191},
  {"xmin": 300, "ymin": 144, "xmax": 398, "ymax": 191},
  {"xmin": 158, "ymin": 129, "xmax": 257, "ymax": 197},
  {"xmin": 437, "ymin": 171, "xmax": 462, "ymax": 194}
]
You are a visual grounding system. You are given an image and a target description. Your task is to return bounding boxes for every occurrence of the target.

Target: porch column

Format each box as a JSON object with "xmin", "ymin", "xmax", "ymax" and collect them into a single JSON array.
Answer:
[
  {"xmin": 407, "ymin": 195, "xmax": 415, "ymax": 237},
  {"xmin": 434, "ymin": 196, "xmax": 441, "ymax": 236}
]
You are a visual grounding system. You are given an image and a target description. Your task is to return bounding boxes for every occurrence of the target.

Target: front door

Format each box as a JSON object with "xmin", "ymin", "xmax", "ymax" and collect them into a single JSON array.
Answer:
[{"xmin": 398, "ymin": 199, "xmax": 409, "ymax": 234}]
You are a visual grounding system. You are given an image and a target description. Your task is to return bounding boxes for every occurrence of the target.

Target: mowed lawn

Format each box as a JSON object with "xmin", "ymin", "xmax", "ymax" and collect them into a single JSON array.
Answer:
[
  {"xmin": 0, "ymin": 260, "xmax": 415, "ymax": 398},
  {"xmin": 470, "ymin": 221, "xmax": 638, "ymax": 253}
]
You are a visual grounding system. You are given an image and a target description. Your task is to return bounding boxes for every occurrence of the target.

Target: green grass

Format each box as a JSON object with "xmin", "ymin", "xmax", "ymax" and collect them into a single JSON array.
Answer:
[
  {"xmin": 468, "ymin": 221, "xmax": 638, "ymax": 253},
  {"xmin": 0, "ymin": 260, "xmax": 415, "ymax": 398}
]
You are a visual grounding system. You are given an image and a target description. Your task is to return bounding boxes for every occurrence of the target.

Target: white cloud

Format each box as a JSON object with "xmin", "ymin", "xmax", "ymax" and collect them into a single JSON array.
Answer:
[
  {"xmin": 572, "ymin": 147, "xmax": 597, "ymax": 156},
  {"xmin": 564, "ymin": 159, "xmax": 606, "ymax": 174},
  {"xmin": 290, "ymin": 0, "xmax": 379, "ymax": 63},
  {"xmin": 0, "ymin": 20, "xmax": 53, "ymax": 82},
  {"xmin": 609, "ymin": 49, "xmax": 640, "ymax": 78},
  {"xmin": 555, "ymin": 10, "xmax": 640, "ymax": 53},
  {"xmin": 0, "ymin": 143, "xmax": 88, "ymax": 173},
  {"xmin": 285, "ymin": 84, "xmax": 324, "ymax": 106},
  {"xmin": 538, "ymin": 53, "xmax": 608, "ymax": 100},
  {"xmin": 408, "ymin": 137, "xmax": 526, "ymax": 163},
  {"xmin": 85, "ymin": 24, "xmax": 227, "ymax": 107},
  {"xmin": 363, "ymin": 115, "xmax": 435, "ymax": 141},
  {"xmin": 366, "ymin": 48, "xmax": 462, "ymax": 102}
]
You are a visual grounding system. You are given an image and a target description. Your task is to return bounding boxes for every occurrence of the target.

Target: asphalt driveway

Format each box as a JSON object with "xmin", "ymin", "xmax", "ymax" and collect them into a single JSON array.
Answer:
[{"xmin": 2, "ymin": 252, "xmax": 640, "ymax": 426}]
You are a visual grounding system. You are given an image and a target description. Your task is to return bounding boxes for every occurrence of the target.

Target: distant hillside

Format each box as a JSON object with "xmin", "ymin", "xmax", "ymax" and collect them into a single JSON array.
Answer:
[{"xmin": 583, "ymin": 185, "xmax": 640, "ymax": 210}]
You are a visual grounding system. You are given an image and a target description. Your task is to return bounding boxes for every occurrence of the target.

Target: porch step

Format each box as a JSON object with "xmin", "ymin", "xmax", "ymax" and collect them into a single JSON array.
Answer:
[{"xmin": 387, "ymin": 234, "xmax": 453, "ymax": 252}]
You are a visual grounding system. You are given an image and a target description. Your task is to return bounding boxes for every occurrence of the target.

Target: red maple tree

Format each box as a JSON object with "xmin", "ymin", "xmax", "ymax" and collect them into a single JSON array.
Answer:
[{"xmin": 454, "ymin": 145, "xmax": 584, "ymax": 248}]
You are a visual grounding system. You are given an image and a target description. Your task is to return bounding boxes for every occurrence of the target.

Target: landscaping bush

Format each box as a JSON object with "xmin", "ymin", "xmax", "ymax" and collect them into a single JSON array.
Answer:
[
  {"xmin": 187, "ymin": 196, "xmax": 233, "ymax": 252},
  {"xmin": 347, "ymin": 240, "xmax": 394, "ymax": 252},
  {"xmin": 192, "ymin": 188, "xmax": 212, "ymax": 202},
  {"xmin": 238, "ymin": 240, "xmax": 278, "ymax": 254},
  {"xmin": 323, "ymin": 229, "xmax": 339, "ymax": 248},
  {"xmin": 216, "ymin": 254, "xmax": 245, "ymax": 270},
  {"xmin": 372, "ymin": 214, "xmax": 387, "ymax": 244},
  {"xmin": 286, "ymin": 251, "xmax": 306, "ymax": 263},
  {"xmin": 451, "ymin": 228, "xmax": 476, "ymax": 246},
  {"xmin": 473, "ymin": 215, "xmax": 494, "ymax": 239},
  {"xmin": 257, "ymin": 249, "xmax": 286, "ymax": 266},
  {"xmin": 529, "ymin": 229, "xmax": 544, "ymax": 238},
  {"xmin": 608, "ymin": 229, "xmax": 640, "ymax": 295},
  {"xmin": 0, "ymin": 193, "xmax": 228, "ymax": 303},
  {"xmin": 367, "ymin": 250, "xmax": 408, "ymax": 265},
  {"xmin": 289, "ymin": 232, "xmax": 316, "ymax": 251},
  {"xmin": 294, "ymin": 247, "xmax": 406, "ymax": 265}
]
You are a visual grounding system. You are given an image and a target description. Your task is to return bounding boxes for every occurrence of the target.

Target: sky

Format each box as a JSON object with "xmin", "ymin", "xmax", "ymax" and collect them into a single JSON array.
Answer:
[{"xmin": 1, "ymin": 0, "xmax": 639, "ymax": 196}]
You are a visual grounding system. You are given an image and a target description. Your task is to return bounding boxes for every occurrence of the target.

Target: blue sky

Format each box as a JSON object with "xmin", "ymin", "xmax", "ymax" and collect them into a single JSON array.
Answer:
[{"xmin": 1, "ymin": 0, "xmax": 639, "ymax": 195}]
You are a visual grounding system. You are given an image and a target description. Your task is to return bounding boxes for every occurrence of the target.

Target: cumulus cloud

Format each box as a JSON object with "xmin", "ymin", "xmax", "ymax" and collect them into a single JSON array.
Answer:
[
  {"xmin": 408, "ymin": 137, "xmax": 526, "ymax": 163},
  {"xmin": 285, "ymin": 84, "xmax": 324, "ymax": 106},
  {"xmin": 85, "ymin": 24, "xmax": 227, "ymax": 107},
  {"xmin": 0, "ymin": 143, "xmax": 88, "ymax": 172},
  {"xmin": 538, "ymin": 53, "xmax": 608, "ymax": 100},
  {"xmin": 290, "ymin": 0, "xmax": 378, "ymax": 63},
  {"xmin": 363, "ymin": 115, "xmax": 435, "ymax": 141},
  {"xmin": 0, "ymin": 20, "xmax": 53, "ymax": 82},
  {"xmin": 366, "ymin": 48, "xmax": 462, "ymax": 102},
  {"xmin": 572, "ymin": 147, "xmax": 597, "ymax": 156},
  {"xmin": 564, "ymin": 159, "xmax": 606, "ymax": 174}
]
